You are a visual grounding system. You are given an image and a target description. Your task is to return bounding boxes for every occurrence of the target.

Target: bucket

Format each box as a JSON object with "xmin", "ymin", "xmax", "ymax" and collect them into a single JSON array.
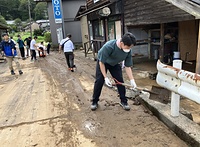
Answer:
[
  {"xmin": 154, "ymin": 49, "xmax": 158, "ymax": 60},
  {"xmin": 173, "ymin": 60, "xmax": 182, "ymax": 69},
  {"xmin": 173, "ymin": 51, "xmax": 180, "ymax": 60}
]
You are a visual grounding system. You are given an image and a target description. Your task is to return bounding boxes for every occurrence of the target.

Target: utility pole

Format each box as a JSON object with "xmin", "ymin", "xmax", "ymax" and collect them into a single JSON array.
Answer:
[{"xmin": 28, "ymin": 0, "xmax": 32, "ymax": 38}]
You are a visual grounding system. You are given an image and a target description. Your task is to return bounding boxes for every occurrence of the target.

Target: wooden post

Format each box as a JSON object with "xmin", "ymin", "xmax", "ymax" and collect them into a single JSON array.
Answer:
[
  {"xmin": 196, "ymin": 20, "xmax": 200, "ymax": 74},
  {"xmin": 148, "ymin": 30, "xmax": 151, "ymax": 59},
  {"xmin": 159, "ymin": 23, "xmax": 165, "ymax": 62},
  {"xmin": 105, "ymin": 18, "xmax": 108, "ymax": 42}
]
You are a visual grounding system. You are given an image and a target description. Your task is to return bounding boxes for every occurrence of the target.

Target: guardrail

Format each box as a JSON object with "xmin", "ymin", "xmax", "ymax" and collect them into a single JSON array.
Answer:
[{"xmin": 156, "ymin": 60, "xmax": 200, "ymax": 117}]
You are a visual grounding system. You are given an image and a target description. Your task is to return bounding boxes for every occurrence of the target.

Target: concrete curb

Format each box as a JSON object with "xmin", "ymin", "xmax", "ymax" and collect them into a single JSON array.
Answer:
[{"xmin": 141, "ymin": 95, "xmax": 200, "ymax": 147}]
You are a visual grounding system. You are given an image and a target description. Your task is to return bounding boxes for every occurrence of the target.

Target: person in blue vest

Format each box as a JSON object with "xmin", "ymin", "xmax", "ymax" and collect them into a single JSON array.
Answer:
[
  {"xmin": 91, "ymin": 32, "xmax": 137, "ymax": 111},
  {"xmin": 1, "ymin": 33, "xmax": 23, "ymax": 75}
]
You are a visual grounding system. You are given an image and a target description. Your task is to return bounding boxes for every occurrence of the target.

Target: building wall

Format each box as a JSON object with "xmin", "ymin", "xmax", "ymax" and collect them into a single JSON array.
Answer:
[
  {"xmin": 47, "ymin": 0, "xmax": 86, "ymax": 45},
  {"xmin": 179, "ymin": 20, "xmax": 198, "ymax": 61},
  {"xmin": 128, "ymin": 28, "xmax": 149, "ymax": 57},
  {"xmin": 124, "ymin": 0, "xmax": 195, "ymax": 26},
  {"xmin": 47, "ymin": 2, "xmax": 62, "ymax": 45},
  {"xmin": 80, "ymin": 16, "xmax": 89, "ymax": 47},
  {"xmin": 63, "ymin": 0, "xmax": 85, "ymax": 43}
]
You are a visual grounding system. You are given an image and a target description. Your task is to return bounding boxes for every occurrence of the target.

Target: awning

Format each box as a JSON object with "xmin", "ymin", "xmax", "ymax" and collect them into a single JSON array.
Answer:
[{"xmin": 166, "ymin": 0, "xmax": 200, "ymax": 19}]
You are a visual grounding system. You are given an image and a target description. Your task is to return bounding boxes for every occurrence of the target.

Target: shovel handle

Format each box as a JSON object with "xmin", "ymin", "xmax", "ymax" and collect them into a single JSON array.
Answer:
[{"xmin": 122, "ymin": 83, "xmax": 158, "ymax": 95}]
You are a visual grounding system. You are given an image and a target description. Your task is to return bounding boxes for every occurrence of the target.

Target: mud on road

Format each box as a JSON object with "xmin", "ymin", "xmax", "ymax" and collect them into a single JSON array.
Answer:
[{"xmin": 0, "ymin": 51, "xmax": 188, "ymax": 147}]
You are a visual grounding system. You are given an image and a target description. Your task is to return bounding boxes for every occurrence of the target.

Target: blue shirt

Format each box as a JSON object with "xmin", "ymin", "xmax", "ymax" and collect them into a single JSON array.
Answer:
[
  {"xmin": 98, "ymin": 40, "xmax": 133, "ymax": 67},
  {"xmin": 1, "ymin": 39, "xmax": 17, "ymax": 57}
]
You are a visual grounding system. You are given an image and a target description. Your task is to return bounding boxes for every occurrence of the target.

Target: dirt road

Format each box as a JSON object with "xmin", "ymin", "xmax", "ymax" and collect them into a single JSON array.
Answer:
[{"xmin": 0, "ymin": 51, "xmax": 188, "ymax": 147}]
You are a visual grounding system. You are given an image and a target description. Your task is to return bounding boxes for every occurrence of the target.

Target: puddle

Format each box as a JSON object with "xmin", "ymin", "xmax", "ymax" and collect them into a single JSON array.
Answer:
[{"xmin": 83, "ymin": 121, "xmax": 96, "ymax": 134}]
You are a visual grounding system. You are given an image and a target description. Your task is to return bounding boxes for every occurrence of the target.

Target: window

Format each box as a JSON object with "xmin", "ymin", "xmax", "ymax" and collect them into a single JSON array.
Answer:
[{"xmin": 93, "ymin": 20, "xmax": 104, "ymax": 39}]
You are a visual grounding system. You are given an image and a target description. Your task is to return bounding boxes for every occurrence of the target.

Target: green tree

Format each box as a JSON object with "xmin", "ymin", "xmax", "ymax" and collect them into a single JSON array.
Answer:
[
  {"xmin": 0, "ymin": 15, "xmax": 7, "ymax": 25},
  {"xmin": 19, "ymin": 0, "xmax": 32, "ymax": 21},
  {"xmin": 14, "ymin": 18, "xmax": 22, "ymax": 31},
  {"xmin": 44, "ymin": 32, "xmax": 52, "ymax": 42},
  {"xmin": 0, "ymin": 0, "xmax": 20, "ymax": 20},
  {"xmin": 9, "ymin": 24, "xmax": 17, "ymax": 32},
  {"xmin": 34, "ymin": 2, "xmax": 47, "ymax": 20},
  {"xmin": 0, "ymin": 0, "xmax": 47, "ymax": 21}
]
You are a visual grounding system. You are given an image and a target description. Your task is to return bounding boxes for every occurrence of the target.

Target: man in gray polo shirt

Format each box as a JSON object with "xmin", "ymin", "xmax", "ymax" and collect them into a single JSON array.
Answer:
[{"xmin": 91, "ymin": 32, "xmax": 137, "ymax": 111}]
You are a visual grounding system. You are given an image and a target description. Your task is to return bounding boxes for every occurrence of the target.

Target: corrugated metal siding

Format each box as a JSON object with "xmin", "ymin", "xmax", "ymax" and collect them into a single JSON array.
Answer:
[
  {"xmin": 124, "ymin": 0, "xmax": 195, "ymax": 26},
  {"xmin": 87, "ymin": 0, "xmax": 94, "ymax": 8},
  {"xmin": 86, "ymin": 0, "xmax": 110, "ymax": 9}
]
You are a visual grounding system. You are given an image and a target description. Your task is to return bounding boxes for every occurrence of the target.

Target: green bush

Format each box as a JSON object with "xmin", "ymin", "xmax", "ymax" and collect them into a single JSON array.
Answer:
[
  {"xmin": 34, "ymin": 29, "xmax": 44, "ymax": 36},
  {"xmin": 44, "ymin": 32, "xmax": 52, "ymax": 42}
]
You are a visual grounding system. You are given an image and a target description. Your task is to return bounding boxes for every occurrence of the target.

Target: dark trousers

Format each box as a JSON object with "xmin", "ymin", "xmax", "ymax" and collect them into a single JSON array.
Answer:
[
  {"xmin": 64, "ymin": 52, "xmax": 74, "ymax": 68},
  {"xmin": 31, "ymin": 50, "xmax": 36, "ymax": 60},
  {"xmin": 38, "ymin": 49, "xmax": 44, "ymax": 57},
  {"xmin": 92, "ymin": 61, "xmax": 127, "ymax": 103},
  {"xmin": 19, "ymin": 47, "xmax": 25, "ymax": 58},
  {"xmin": 47, "ymin": 47, "xmax": 50, "ymax": 54},
  {"xmin": 26, "ymin": 48, "xmax": 29, "ymax": 56}
]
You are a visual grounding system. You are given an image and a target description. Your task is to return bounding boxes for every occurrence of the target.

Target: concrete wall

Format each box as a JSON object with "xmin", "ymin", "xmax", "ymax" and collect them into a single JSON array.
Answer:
[{"xmin": 47, "ymin": 0, "xmax": 86, "ymax": 45}]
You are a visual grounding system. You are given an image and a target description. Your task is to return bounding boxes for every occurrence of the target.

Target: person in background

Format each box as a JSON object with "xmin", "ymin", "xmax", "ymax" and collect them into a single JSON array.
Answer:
[
  {"xmin": 38, "ymin": 42, "xmax": 46, "ymax": 57},
  {"xmin": 10, "ymin": 36, "xmax": 21, "ymax": 57},
  {"xmin": 17, "ymin": 35, "xmax": 25, "ymax": 60},
  {"xmin": 30, "ymin": 36, "xmax": 38, "ymax": 61},
  {"xmin": 24, "ymin": 36, "xmax": 31, "ymax": 57},
  {"xmin": 1, "ymin": 33, "xmax": 23, "ymax": 75},
  {"xmin": 90, "ymin": 32, "xmax": 137, "ymax": 111},
  {"xmin": 47, "ymin": 42, "xmax": 51, "ymax": 55},
  {"xmin": 10, "ymin": 36, "xmax": 17, "ymax": 46},
  {"xmin": 59, "ymin": 34, "xmax": 76, "ymax": 72}
]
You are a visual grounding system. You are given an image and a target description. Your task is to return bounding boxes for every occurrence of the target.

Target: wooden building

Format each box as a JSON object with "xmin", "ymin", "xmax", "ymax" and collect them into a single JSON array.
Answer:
[
  {"xmin": 76, "ymin": 0, "xmax": 123, "ymax": 59},
  {"xmin": 77, "ymin": 0, "xmax": 200, "ymax": 73},
  {"xmin": 124, "ymin": 0, "xmax": 200, "ymax": 73}
]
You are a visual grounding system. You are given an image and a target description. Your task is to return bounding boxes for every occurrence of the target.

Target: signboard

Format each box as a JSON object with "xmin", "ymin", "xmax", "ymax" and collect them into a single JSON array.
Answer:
[
  {"xmin": 52, "ymin": 0, "xmax": 62, "ymax": 23},
  {"xmin": 57, "ymin": 28, "xmax": 63, "ymax": 43}
]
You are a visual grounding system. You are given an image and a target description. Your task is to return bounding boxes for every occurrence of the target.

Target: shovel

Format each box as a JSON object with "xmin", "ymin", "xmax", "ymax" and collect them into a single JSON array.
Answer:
[{"xmin": 112, "ymin": 78, "xmax": 158, "ymax": 95}]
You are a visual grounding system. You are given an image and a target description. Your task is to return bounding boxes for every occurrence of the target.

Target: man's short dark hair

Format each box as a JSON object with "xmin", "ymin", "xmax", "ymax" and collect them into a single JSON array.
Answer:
[
  {"xmin": 121, "ymin": 32, "xmax": 136, "ymax": 46},
  {"xmin": 34, "ymin": 36, "xmax": 38, "ymax": 39},
  {"xmin": 2, "ymin": 33, "xmax": 9, "ymax": 37},
  {"xmin": 67, "ymin": 33, "xmax": 71, "ymax": 38}
]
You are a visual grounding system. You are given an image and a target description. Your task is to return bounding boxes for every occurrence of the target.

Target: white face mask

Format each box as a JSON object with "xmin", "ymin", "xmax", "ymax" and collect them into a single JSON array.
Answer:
[{"xmin": 123, "ymin": 49, "xmax": 130, "ymax": 53}]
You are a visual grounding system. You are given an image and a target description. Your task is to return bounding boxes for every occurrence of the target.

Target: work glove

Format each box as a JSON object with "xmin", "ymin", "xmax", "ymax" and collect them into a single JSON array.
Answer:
[
  {"xmin": 130, "ymin": 79, "xmax": 137, "ymax": 89},
  {"xmin": 105, "ymin": 77, "xmax": 112, "ymax": 87}
]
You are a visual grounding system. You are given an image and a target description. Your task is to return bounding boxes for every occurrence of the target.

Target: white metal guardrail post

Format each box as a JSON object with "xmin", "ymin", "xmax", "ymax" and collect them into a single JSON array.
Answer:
[
  {"xmin": 156, "ymin": 60, "xmax": 200, "ymax": 117},
  {"xmin": 171, "ymin": 60, "xmax": 182, "ymax": 117}
]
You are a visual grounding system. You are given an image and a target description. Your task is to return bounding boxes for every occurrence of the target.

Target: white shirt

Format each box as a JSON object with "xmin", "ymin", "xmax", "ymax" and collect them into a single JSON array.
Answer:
[
  {"xmin": 60, "ymin": 37, "xmax": 74, "ymax": 52},
  {"xmin": 38, "ymin": 44, "xmax": 46, "ymax": 50},
  {"xmin": 30, "ymin": 39, "xmax": 36, "ymax": 50},
  {"xmin": 11, "ymin": 39, "xmax": 16, "ymax": 45}
]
